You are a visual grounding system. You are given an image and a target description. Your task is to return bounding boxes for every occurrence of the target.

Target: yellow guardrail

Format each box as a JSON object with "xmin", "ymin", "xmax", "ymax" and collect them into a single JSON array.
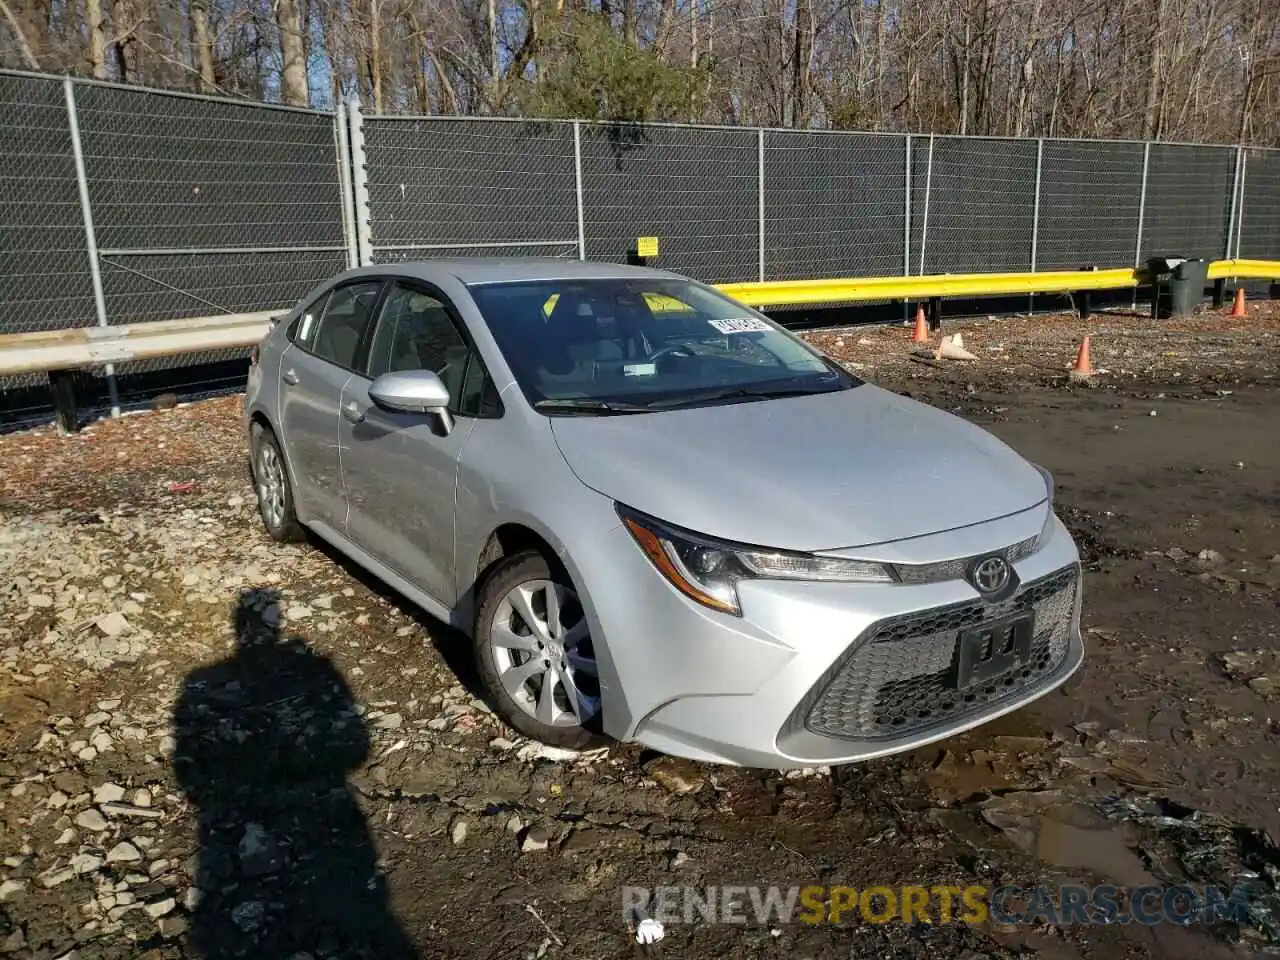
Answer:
[
  {"xmin": 1207, "ymin": 259, "xmax": 1280, "ymax": 281},
  {"xmin": 719, "ymin": 259, "xmax": 1280, "ymax": 309}
]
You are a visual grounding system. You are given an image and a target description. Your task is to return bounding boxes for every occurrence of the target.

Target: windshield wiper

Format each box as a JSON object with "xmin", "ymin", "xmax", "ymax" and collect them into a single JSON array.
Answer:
[
  {"xmin": 642, "ymin": 382, "xmax": 842, "ymax": 410},
  {"xmin": 533, "ymin": 398, "xmax": 652, "ymax": 415}
]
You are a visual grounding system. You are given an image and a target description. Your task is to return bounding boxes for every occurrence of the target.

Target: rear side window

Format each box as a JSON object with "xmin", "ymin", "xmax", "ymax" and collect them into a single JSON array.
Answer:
[{"xmin": 308, "ymin": 282, "xmax": 382, "ymax": 369}]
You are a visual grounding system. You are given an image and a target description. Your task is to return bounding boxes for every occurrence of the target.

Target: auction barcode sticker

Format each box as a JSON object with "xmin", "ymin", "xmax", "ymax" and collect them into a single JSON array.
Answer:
[{"xmin": 708, "ymin": 317, "xmax": 771, "ymax": 334}]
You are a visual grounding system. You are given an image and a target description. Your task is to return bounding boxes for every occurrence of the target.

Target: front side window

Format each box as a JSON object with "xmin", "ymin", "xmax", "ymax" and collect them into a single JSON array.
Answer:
[
  {"xmin": 467, "ymin": 278, "xmax": 857, "ymax": 412},
  {"xmin": 310, "ymin": 281, "xmax": 382, "ymax": 369},
  {"xmin": 366, "ymin": 284, "xmax": 472, "ymax": 410}
]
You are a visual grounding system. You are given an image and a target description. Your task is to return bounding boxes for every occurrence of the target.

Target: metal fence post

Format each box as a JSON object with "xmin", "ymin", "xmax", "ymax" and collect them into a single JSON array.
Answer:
[
  {"xmin": 1030, "ymin": 137, "xmax": 1044, "ymax": 313},
  {"xmin": 63, "ymin": 76, "xmax": 119, "ymax": 419},
  {"xmin": 346, "ymin": 98, "xmax": 373, "ymax": 266},
  {"xmin": 1030, "ymin": 138, "xmax": 1043, "ymax": 272},
  {"xmin": 1134, "ymin": 142, "xmax": 1151, "ymax": 268},
  {"xmin": 334, "ymin": 102, "xmax": 359, "ymax": 270},
  {"xmin": 573, "ymin": 121, "xmax": 586, "ymax": 260},
  {"xmin": 1132, "ymin": 141, "xmax": 1151, "ymax": 309},
  {"xmin": 917, "ymin": 135, "xmax": 934, "ymax": 275},
  {"xmin": 1226, "ymin": 145, "xmax": 1246, "ymax": 261},
  {"xmin": 903, "ymin": 135, "xmax": 912, "ymax": 277},
  {"xmin": 1236, "ymin": 149, "xmax": 1247, "ymax": 260},
  {"xmin": 757, "ymin": 128, "xmax": 766, "ymax": 282}
]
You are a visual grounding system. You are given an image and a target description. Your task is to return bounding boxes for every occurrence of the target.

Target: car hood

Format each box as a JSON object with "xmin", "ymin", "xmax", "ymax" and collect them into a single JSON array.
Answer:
[{"xmin": 548, "ymin": 384, "xmax": 1047, "ymax": 552}]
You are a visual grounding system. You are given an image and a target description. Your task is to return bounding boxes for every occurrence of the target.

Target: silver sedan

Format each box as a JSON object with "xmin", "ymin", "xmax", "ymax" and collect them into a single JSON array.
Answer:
[{"xmin": 243, "ymin": 259, "xmax": 1083, "ymax": 767}]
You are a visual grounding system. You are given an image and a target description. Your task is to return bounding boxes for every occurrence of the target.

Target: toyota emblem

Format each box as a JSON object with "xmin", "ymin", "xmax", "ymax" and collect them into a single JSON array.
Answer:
[{"xmin": 969, "ymin": 555, "xmax": 1014, "ymax": 597}]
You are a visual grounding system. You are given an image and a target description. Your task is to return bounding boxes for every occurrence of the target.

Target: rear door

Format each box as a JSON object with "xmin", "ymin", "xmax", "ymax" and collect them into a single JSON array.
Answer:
[
  {"xmin": 278, "ymin": 280, "xmax": 384, "ymax": 528},
  {"xmin": 339, "ymin": 280, "xmax": 501, "ymax": 605}
]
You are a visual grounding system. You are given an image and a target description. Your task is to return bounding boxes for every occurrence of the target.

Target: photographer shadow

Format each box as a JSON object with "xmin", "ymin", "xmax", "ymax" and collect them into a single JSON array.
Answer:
[{"xmin": 171, "ymin": 587, "xmax": 416, "ymax": 959}]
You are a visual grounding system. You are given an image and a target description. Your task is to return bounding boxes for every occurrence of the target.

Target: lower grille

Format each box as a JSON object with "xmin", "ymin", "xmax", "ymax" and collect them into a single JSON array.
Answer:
[{"xmin": 802, "ymin": 565, "xmax": 1079, "ymax": 742}]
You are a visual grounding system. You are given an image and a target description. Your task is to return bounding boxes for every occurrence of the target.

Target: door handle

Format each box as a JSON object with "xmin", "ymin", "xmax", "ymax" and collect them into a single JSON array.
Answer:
[
  {"xmin": 341, "ymin": 400, "xmax": 365, "ymax": 424},
  {"xmin": 281, "ymin": 368, "xmax": 299, "ymax": 386}
]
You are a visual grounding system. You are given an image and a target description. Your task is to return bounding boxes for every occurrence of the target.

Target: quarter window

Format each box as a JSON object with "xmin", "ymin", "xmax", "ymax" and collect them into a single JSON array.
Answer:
[{"xmin": 290, "ymin": 293, "xmax": 329, "ymax": 348}]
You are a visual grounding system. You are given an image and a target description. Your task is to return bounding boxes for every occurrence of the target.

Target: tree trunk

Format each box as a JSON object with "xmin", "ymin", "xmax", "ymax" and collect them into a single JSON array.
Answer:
[
  {"xmin": 790, "ymin": 0, "xmax": 811, "ymax": 126},
  {"xmin": 623, "ymin": 0, "xmax": 636, "ymax": 45},
  {"xmin": 368, "ymin": 0, "xmax": 383, "ymax": 113},
  {"xmin": 1143, "ymin": 0, "xmax": 1167, "ymax": 139},
  {"xmin": 81, "ymin": 0, "xmax": 107, "ymax": 77},
  {"xmin": 656, "ymin": 0, "xmax": 675, "ymax": 48},
  {"xmin": 276, "ymin": 0, "xmax": 310, "ymax": 106},
  {"xmin": 112, "ymin": 0, "xmax": 141, "ymax": 83},
  {"xmin": 0, "ymin": 0, "xmax": 39, "ymax": 69},
  {"xmin": 189, "ymin": 0, "xmax": 215, "ymax": 92}
]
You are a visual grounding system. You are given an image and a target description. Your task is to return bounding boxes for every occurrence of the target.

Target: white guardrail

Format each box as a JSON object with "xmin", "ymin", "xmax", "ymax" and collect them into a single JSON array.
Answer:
[{"xmin": 0, "ymin": 310, "xmax": 283, "ymax": 378}]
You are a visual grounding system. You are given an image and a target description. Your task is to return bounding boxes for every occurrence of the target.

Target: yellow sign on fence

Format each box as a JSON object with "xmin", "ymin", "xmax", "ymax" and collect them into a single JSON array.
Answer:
[{"xmin": 635, "ymin": 236, "xmax": 660, "ymax": 258}]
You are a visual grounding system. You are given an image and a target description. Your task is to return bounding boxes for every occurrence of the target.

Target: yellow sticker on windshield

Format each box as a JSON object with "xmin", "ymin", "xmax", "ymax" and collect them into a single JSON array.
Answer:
[{"xmin": 642, "ymin": 293, "xmax": 691, "ymax": 313}]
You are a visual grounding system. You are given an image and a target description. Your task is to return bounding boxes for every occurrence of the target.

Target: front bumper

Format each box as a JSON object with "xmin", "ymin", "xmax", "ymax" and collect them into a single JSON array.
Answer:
[{"xmin": 582, "ymin": 508, "xmax": 1083, "ymax": 769}]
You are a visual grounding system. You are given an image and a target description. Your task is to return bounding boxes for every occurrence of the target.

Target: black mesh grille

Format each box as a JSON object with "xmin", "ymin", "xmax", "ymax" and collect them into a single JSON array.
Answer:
[{"xmin": 803, "ymin": 566, "xmax": 1078, "ymax": 742}]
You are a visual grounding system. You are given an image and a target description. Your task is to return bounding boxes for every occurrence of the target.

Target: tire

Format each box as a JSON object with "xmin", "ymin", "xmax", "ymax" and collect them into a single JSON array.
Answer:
[
  {"xmin": 474, "ymin": 550, "xmax": 602, "ymax": 749},
  {"xmin": 249, "ymin": 422, "xmax": 305, "ymax": 543}
]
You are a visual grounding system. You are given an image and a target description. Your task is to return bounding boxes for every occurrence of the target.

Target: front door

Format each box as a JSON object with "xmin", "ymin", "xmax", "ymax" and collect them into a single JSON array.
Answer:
[
  {"xmin": 278, "ymin": 280, "xmax": 383, "ymax": 528},
  {"xmin": 339, "ymin": 282, "xmax": 487, "ymax": 606}
]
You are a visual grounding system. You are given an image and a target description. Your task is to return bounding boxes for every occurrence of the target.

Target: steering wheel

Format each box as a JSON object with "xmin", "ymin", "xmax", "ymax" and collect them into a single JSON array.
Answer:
[{"xmin": 647, "ymin": 344, "xmax": 695, "ymax": 365}]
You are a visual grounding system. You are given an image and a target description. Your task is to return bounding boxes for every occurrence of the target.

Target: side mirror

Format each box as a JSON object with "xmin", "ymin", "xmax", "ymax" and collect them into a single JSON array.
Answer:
[{"xmin": 368, "ymin": 370, "xmax": 453, "ymax": 431}]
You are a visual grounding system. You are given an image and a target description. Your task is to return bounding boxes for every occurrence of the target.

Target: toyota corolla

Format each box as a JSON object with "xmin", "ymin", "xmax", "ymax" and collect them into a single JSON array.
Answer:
[{"xmin": 244, "ymin": 259, "xmax": 1083, "ymax": 767}]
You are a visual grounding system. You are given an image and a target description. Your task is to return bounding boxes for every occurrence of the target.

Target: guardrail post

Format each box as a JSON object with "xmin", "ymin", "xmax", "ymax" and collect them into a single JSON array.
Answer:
[
  {"xmin": 573, "ymin": 121, "xmax": 586, "ymax": 260},
  {"xmin": 334, "ymin": 102, "xmax": 359, "ymax": 270},
  {"xmin": 347, "ymin": 98, "xmax": 373, "ymax": 266},
  {"xmin": 64, "ymin": 76, "xmax": 118, "ymax": 427}
]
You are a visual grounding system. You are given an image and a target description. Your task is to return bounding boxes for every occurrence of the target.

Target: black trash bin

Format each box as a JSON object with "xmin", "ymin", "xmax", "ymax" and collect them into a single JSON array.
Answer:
[
  {"xmin": 1169, "ymin": 258, "xmax": 1208, "ymax": 317},
  {"xmin": 1146, "ymin": 256, "xmax": 1207, "ymax": 318}
]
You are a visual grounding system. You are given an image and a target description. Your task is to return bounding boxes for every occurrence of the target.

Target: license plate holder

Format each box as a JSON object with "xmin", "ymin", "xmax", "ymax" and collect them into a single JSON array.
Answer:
[{"xmin": 953, "ymin": 615, "xmax": 1034, "ymax": 689}]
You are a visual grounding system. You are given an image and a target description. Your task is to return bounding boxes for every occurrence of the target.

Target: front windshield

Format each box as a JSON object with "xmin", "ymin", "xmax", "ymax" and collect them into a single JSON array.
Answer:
[{"xmin": 467, "ymin": 277, "xmax": 858, "ymax": 411}]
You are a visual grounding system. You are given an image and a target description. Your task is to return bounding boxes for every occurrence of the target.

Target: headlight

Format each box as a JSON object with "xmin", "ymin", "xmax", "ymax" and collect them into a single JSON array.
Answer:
[
  {"xmin": 1031, "ymin": 463, "xmax": 1055, "ymax": 504},
  {"xmin": 1031, "ymin": 463, "xmax": 1056, "ymax": 548},
  {"xmin": 617, "ymin": 505, "xmax": 893, "ymax": 616}
]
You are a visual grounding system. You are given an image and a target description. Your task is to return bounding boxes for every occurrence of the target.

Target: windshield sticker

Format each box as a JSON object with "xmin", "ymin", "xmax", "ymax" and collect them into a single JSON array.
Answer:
[
  {"xmin": 622, "ymin": 363, "xmax": 657, "ymax": 377},
  {"xmin": 299, "ymin": 312, "xmax": 315, "ymax": 341},
  {"xmin": 708, "ymin": 317, "xmax": 771, "ymax": 334}
]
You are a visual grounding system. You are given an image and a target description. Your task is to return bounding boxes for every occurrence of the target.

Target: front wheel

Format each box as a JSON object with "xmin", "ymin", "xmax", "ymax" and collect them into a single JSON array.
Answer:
[{"xmin": 474, "ymin": 551, "xmax": 602, "ymax": 749}]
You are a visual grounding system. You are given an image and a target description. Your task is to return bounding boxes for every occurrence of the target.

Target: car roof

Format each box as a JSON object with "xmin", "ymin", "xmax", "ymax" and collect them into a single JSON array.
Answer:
[{"xmin": 352, "ymin": 258, "xmax": 687, "ymax": 286}]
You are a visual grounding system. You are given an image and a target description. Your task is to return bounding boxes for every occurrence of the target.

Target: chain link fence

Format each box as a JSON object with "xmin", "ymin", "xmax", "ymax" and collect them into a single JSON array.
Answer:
[
  {"xmin": 0, "ymin": 75, "xmax": 97, "ymax": 339},
  {"xmin": 764, "ymin": 131, "xmax": 905, "ymax": 281},
  {"xmin": 1139, "ymin": 143, "xmax": 1237, "ymax": 264},
  {"xmin": 1036, "ymin": 140, "xmax": 1146, "ymax": 271},
  {"xmin": 0, "ymin": 71, "xmax": 351, "ymax": 410},
  {"xmin": 1240, "ymin": 147, "xmax": 1280, "ymax": 260},
  {"xmin": 363, "ymin": 117, "xmax": 579, "ymax": 261},
  {"xmin": 2, "ymin": 66, "xmax": 1280, "ymax": 418}
]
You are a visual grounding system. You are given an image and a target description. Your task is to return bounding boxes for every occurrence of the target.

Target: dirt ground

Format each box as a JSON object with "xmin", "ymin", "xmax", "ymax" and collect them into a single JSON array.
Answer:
[{"xmin": 1, "ymin": 303, "xmax": 1279, "ymax": 960}]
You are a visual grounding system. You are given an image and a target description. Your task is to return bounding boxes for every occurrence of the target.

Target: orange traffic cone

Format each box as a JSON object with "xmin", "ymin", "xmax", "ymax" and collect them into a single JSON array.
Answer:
[
  {"xmin": 1069, "ymin": 335, "xmax": 1093, "ymax": 381},
  {"xmin": 912, "ymin": 305, "xmax": 929, "ymax": 343},
  {"xmin": 1229, "ymin": 287, "xmax": 1246, "ymax": 317}
]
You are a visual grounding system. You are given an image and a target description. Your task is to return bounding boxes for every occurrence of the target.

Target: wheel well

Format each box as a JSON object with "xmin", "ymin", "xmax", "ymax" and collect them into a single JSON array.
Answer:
[
  {"xmin": 476, "ymin": 524, "xmax": 559, "ymax": 583},
  {"xmin": 249, "ymin": 410, "xmax": 273, "ymax": 435}
]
